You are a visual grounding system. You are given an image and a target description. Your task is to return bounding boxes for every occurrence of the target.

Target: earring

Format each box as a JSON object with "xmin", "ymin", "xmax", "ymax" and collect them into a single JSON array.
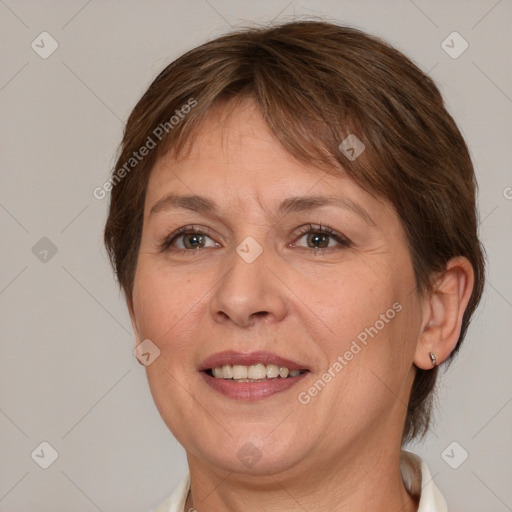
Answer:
[{"xmin": 429, "ymin": 352, "xmax": 437, "ymax": 367}]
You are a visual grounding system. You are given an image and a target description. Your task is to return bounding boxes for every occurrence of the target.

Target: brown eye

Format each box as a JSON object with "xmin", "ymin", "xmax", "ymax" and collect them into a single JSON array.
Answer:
[
  {"xmin": 292, "ymin": 224, "xmax": 351, "ymax": 251},
  {"xmin": 180, "ymin": 232, "xmax": 208, "ymax": 249},
  {"xmin": 304, "ymin": 232, "xmax": 331, "ymax": 249},
  {"xmin": 161, "ymin": 225, "xmax": 219, "ymax": 253}
]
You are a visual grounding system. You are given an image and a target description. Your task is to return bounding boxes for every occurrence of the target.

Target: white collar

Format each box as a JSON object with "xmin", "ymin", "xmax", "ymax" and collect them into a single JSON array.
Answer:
[
  {"xmin": 153, "ymin": 450, "xmax": 447, "ymax": 512},
  {"xmin": 400, "ymin": 450, "xmax": 447, "ymax": 512}
]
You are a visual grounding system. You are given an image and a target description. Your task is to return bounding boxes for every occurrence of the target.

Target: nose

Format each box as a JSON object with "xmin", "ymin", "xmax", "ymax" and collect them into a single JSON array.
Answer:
[{"xmin": 209, "ymin": 243, "xmax": 288, "ymax": 328}]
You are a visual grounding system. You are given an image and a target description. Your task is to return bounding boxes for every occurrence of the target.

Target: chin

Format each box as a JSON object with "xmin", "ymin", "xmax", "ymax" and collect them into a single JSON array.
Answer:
[
  {"xmin": 203, "ymin": 447, "xmax": 302, "ymax": 477},
  {"xmin": 182, "ymin": 425, "xmax": 311, "ymax": 477}
]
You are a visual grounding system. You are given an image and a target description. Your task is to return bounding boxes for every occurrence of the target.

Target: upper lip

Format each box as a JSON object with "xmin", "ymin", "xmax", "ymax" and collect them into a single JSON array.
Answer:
[{"xmin": 199, "ymin": 351, "xmax": 309, "ymax": 372}]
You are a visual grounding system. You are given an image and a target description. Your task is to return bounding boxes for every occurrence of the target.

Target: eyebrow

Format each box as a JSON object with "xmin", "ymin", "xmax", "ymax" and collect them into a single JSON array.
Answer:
[{"xmin": 149, "ymin": 193, "xmax": 375, "ymax": 226}]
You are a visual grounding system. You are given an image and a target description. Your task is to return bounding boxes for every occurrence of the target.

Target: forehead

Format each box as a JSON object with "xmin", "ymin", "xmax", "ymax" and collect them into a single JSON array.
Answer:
[
  {"xmin": 144, "ymin": 98, "xmax": 391, "ymax": 224},
  {"xmin": 148, "ymin": 99, "xmax": 336, "ymax": 195}
]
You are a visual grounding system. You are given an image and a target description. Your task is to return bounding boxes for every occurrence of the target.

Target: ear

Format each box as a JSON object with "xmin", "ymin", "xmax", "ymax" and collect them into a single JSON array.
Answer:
[{"xmin": 413, "ymin": 256, "xmax": 475, "ymax": 369}]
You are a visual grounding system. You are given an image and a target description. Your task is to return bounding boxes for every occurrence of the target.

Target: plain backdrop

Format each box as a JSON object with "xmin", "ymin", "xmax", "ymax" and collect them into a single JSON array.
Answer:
[{"xmin": 1, "ymin": 1, "xmax": 511, "ymax": 511}]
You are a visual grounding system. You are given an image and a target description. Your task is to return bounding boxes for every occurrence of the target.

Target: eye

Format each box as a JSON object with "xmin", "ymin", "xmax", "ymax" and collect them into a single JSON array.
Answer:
[
  {"xmin": 291, "ymin": 224, "xmax": 351, "ymax": 251},
  {"xmin": 160, "ymin": 225, "xmax": 219, "ymax": 253},
  {"xmin": 160, "ymin": 223, "xmax": 351, "ymax": 255}
]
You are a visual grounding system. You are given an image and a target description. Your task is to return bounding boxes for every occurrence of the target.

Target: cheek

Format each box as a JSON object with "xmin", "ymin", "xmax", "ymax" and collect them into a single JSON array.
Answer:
[
  {"xmin": 313, "ymin": 268, "xmax": 399, "ymax": 344},
  {"xmin": 132, "ymin": 264, "xmax": 209, "ymax": 436},
  {"xmin": 314, "ymin": 255, "xmax": 419, "ymax": 379},
  {"xmin": 312, "ymin": 298, "xmax": 420, "ymax": 437},
  {"xmin": 131, "ymin": 260, "xmax": 203, "ymax": 351}
]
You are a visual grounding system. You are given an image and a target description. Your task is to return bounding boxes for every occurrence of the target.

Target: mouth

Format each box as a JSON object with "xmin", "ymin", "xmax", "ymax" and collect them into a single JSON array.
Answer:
[
  {"xmin": 205, "ymin": 364, "xmax": 307, "ymax": 381},
  {"xmin": 199, "ymin": 351, "xmax": 310, "ymax": 400}
]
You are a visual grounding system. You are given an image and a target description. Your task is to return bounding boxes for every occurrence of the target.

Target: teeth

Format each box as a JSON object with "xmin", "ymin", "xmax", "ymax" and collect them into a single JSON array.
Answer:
[
  {"xmin": 266, "ymin": 364, "xmax": 279, "ymax": 378},
  {"xmin": 222, "ymin": 365, "xmax": 233, "ymax": 379},
  {"xmin": 248, "ymin": 363, "xmax": 266, "ymax": 379},
  {"xmin": 209, "ymin": 363, "xmax": 305, "ymax": 380},
  {"xmin": 232, "ymin": 365, "xmax": 248, "ymax": 380},
  {"xmin": 279, "ymin": 366, "xmax": 289, "ymax": 378}
]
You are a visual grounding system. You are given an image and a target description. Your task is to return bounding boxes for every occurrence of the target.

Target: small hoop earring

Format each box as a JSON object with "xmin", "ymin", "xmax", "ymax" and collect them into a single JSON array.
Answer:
[{"xmin": 429, "ymin": 352, "xmax": 437, "ymax": 367}]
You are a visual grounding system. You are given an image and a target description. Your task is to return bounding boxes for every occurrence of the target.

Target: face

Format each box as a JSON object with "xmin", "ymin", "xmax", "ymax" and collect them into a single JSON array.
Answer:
[{"xmin": 130, "ymin": 98, "xmax": 425, "ymax": 479}]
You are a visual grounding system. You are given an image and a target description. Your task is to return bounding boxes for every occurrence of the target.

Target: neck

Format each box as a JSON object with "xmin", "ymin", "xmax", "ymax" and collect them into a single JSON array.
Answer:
[{"xmin": 184, "ymin": 443, "xmax": 418, "ymax": 512}]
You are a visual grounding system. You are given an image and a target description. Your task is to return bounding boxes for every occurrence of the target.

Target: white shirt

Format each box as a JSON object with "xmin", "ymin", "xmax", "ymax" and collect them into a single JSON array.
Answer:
[{"xmin": 152, "ymin": 450, "xmax": 447, "ymax": 512}]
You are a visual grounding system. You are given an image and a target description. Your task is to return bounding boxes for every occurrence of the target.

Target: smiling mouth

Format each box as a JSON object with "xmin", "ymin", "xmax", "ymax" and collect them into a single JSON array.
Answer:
[{"xmin": 205, "ymin": 363, "xmax": 308, "ymax": 382}]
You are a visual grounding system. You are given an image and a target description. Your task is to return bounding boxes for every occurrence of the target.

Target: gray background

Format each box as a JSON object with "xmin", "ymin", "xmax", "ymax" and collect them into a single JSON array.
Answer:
[{"xmin": 1, "ymin": 0, "xmax": 511, "ymax": 511}]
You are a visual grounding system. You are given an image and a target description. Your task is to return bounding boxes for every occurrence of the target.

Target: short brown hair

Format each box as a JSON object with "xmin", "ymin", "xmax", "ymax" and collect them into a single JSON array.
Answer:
[{"xmin": 104, "ymin": 19, "xmax": 485, "ymax": 444}]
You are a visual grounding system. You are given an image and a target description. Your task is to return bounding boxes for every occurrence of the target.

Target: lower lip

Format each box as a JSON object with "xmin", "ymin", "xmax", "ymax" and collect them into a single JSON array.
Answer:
[{"xmin": 200, "ymin": 371, "xmax": 309, "ymax": 400}]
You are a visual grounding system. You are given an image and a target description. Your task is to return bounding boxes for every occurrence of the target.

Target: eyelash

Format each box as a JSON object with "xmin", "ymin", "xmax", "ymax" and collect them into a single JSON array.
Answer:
[{"xmin": 159, "ymin": 223, "xmax": 351, "ymax": 255}]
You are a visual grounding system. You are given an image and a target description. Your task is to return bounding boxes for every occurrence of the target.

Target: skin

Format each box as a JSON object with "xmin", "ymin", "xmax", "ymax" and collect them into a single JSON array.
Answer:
[{"xmin": 128, "ymin": 97, "xmax": 474, "ymax": 512}]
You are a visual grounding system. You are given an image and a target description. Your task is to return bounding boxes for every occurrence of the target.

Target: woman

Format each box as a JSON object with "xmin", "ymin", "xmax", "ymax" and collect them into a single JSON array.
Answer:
[{"xmin": 103, "ymin": 20, "xmax": 484, "ymax": 512}]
